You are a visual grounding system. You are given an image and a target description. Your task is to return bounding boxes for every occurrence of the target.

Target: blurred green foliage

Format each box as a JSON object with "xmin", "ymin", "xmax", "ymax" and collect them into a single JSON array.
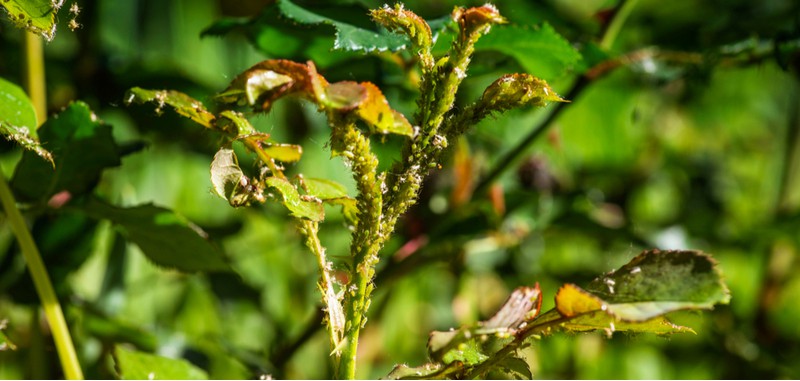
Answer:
[{"xmin": 1, "ymin": 0, "xmax": 800, "ymax": 379}]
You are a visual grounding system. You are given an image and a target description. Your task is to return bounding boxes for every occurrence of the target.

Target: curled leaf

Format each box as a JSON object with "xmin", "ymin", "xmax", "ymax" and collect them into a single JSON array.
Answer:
[
  {"xmin": 454, "ymin": 5, "xmax": 506, "ymax": 40},
  {"xmin": 481, "ymin": 285, "xmax": 542, "ymax": 330},
  {"xmin": 125, "ymin": 88, "xmax": 215, "ymax": 128},
  {"xmin": 216, "ymin": 110, "xmax": 257, "ymax": 136},
  {"xmin": 370, "ymin": 4, "xmax": 433, "ymax": 65},
  {"xmin": 478, "ymin": 74, "xmax": 566, "ymax": 116},
  {"xmin": 265, "ymin": 177, "xmax": 325, "ymax": 221},
  {"xmin": 217, "ymin": 59, "xmax": 327, "ymax": 110},
  {"xmin": 210, "ymin": 148, "xmax": 261, "ymax": 207}
]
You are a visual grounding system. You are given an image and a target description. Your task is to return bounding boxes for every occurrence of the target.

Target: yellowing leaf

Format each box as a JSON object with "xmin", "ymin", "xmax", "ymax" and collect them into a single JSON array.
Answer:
[
  {"xmin": 555, "ymin": 283, "xmax": 605, "ymax": 318},
  {"xmin": 354, "ymin": 82, "xmax": 413, "ymax": 136},
  {"xmin": 323, "ymin": 81, "xmax": 367, "ymax": 111}
]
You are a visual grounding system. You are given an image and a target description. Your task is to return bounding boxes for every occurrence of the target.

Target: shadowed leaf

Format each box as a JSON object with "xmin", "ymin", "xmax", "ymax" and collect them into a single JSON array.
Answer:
[
  {"xmin": 0, "ymin": 78, "xmax": 51, "ymax": 163},
  {"xmin": 125, "ymin": 88, "xmax": 215, "ymax": 128},
  {"xmin": 80, "ymin": 198, "xmax": 231, "ymax": 272},
  {"xmin": 114, "ymin": 346, "xmax": 207, "ymax": 380},
  {"xmin": 265, "ymin": 177, "xmax": 325, "ymax": 221},
  {"xmin": 11, "ymin": 102, "xmax": 121, "ymax": 204}
]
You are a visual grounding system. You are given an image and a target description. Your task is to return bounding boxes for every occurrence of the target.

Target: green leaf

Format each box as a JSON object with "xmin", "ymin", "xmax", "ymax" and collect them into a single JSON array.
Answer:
[
  {"xmin": 303, "ymin": 177, "xmax": 349, "ymax": 200},
  {"xmin": 80, "ymin": 198, "xmax": 231, "ymax": 273},
  {"xmin": 114, "ymin": 346, "xmax": 208, "ymax": 380},
  {"xmin": 475, "ymin": 23, "xmax": 581, "ymax": 80},
  {"xmin": 217, "ymin": 110, "xmax": 257, "ymax": 136},
  {"xmin": 0, "ymin": 320, "xmax": 16, "ymax": 351},
  {"xmin": 586, "ymin": 249, "xmax": 731, "ymax": 317},
  {"xmin": 125, "ymin": 87, "xmax": 215, "ymax": 128},
  {"xmin": 1, "ymin": 0, "xmax": 60, "ymax": 41},
  {"xmin": 265, "ymin": 177, "xmax": 325, "ymax": 221},
  {"xmin": 385, "ymin": 363, "xmax": 445, "ymax": 380},
  {"xmin": 441, "ymin": 339, "xmax": 489, "ymax": 366},
  {"xmin": 0, "ymin": 77, "xmax": 51, "ymax": 162},
  {"xmin": 278, "ymin": 0, "xmax": 407, "ymax": 53},
  {"xmin": 497, "ymin": 356, "xmax": 532, "ymax": 380},
  {"xmin": 538, "ymin": 249, "xmax": 729, "ymax": 335},
  {"xmin": 11, "ymin": 101, "xmax": 121, "ymax": 204}
]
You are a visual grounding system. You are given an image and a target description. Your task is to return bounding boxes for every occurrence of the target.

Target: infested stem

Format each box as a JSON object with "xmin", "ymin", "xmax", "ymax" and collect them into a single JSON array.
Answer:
[
  {"xmin": 298, "ymin": 220, "xmax": 344, "ymax": 363},
  {"xmin": 331, "ymin": 118, "xmax": 383, "ymax": 379}
]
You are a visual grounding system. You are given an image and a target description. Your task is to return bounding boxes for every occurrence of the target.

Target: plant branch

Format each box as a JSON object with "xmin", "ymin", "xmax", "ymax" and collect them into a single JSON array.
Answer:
[{"xmin": 0, "ymin": 175, "xmax": 83, "ymax": 379}]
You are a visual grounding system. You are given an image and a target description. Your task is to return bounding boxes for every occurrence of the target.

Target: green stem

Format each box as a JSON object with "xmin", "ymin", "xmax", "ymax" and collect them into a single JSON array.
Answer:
[
  {"xmin": 298, "ymin": 220, "xmax": 344, "ymax": 362},
  {"xmin": 599, "ymin": 0, "xmax": 639, "ymax": 51},
  {"xmin": 0, "ymin": 175, "xmax": 84, "ymax": 379},
  {"xmin": 332, "ymin": 119, "xmax": 382, "ymax": 379},
  {"xmin": 24, "ymin": 32, "xmax": 47, "ymax": 126}
]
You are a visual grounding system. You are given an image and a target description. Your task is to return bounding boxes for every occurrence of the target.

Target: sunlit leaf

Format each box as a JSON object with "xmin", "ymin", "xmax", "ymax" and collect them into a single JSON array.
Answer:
[
  {"xmin": 217, "ymin": 59, "xmax": 326, "ymax": 110},
  {"xmin": 262, "ymin": 144, "xmax": 303, "ymax": 163},
  {"xmin": 303, "ymin": 177, "xmax": 349, "ymax": 200},
  {"xmin": 114, "ymin": 346, "xmax": 207, "ymax": 380},
  {"xmin": 481, "ymin": 285, "xmax": 542, "ymax": 330},
  {"xmin": 11, "ymin": 102, "xmax": 121, "ymax": 204},
  {"xmin": 537, "ymin": 250, "xmax": 729, "ymax": 334},
  {"xmin": 217, "ymin": 110, "xmax": 257, "ymax": 136},
  {"xmin": 475, "ymin": 23, "xmax": 581, "ymax": 80},
  {"xmin": 354, "ymin": 82, "xmax": 413, "ymax": 136},
  {"xmin": 265, "ymin": 177, "xmax": 325, "ymax": 221},
  {"xmin": 587, "ymin": 249, "xmax": 731, "ymax": 317},
  {"xmin": 385, "ymin": 363, "xmax": 445, "ymax": 380},
  {"xmin": 210, "ymin": 148, "xmax": 259, "ymax": 207},
  {"xmin": 1, "ymin": 0, "xmax": 60, "ymax": 41},
  {"xmin": 442, "ymin": 339, "xmax": 488, "ymax": 366},
  {"xmin": 476, "ymin": 73, "xmax": 566, "ymax": 117},
  {"xmin": 125, "ymin": 87, "xmax": 215, "ymax": 128},
  {"xmin": 0, "ymin": 77, "xmax": 51, "ymax": 163},
  {"xmin": 455, "ymin": 4, "xmax": 506, "ymax": 37},
  {"xmin": 370, "ymin": 4, "xmax": 433, "ymax": 65},
  {"xmin": 80, "ymin": 198, "xmax": 231, "ymax": 272},
  {"xmin": 429, "ymin": 286, "xmax": 541, "ymax": 363},
  {"xmin": 278, "ymin": 0, "xmax": 407, "ymax": 52}
]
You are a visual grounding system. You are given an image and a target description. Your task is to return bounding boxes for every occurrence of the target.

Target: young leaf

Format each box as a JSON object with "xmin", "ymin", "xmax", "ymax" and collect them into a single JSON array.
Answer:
[
  {"xmin": 1, "ymin": 0, "xmax": 61, "ymax": 41},
  {"xmin": 261, "ymin": 144, "xmax": 303, "ymax": 163},
  {"xmin": 0, "ymin": 77, "xmax": 52, "ymax": 163},
  {"xmin": 79, "ymin": 198, "xmax": 231, "ymax": 273},
  {"xmin": 265, "ymin": 177, "xmax": 325, "ymax": 221},
  {"xmin": 11, "ymin": 102, "xmax": 121, "ymax": 204},
  {"xmin": 114, "ymin": 346, "xmax": 208, "ymax": 380},
  {"xmin": 477, "ymin": 73, "xmax": 566, "ymax": 116},
  {"xmin": 125, "ymin": 87, "xmax": 215, "ymax": 128},
  {"xmin": 217, "ymin": 59, "xmax": 326, "ymax": 110},
  {"xmin": 475, "ymin": 23, "xmax": 582, "ymax": 80},
  {"xmin": 278, "ymin": 0, "xmax": 407, "ymax": 52},
  {"xmin": 217, "ymin": 110, "xmax": 258, "ymax": 136},
  {"xmin": 354, "ymin": 82, "xmax": 414, "ymax": 136},
  {"xmin": 496, "ymin": 356, "xmax": 533, "ymax": 380},
  {"xmin": 370, "ymin": 4, "xmax": 434, "ymax": 66}
]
